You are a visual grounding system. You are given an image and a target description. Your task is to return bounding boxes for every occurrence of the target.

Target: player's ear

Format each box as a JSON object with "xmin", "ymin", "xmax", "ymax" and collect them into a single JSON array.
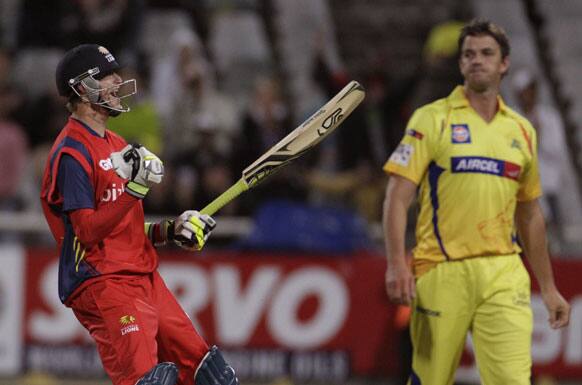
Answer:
[{"xmin": 500, "ymin": 55, "xmax": 510, "ymax": 77}]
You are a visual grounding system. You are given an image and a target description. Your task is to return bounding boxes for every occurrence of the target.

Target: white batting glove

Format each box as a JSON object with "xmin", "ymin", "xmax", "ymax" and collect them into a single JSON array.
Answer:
[
  {"xmin": 110, "ymin": 144, "xmax": 164, "ymax": 199},
  {"xmin": 173, "ymin": 210, "xmax": 216, "ymax": 251}
]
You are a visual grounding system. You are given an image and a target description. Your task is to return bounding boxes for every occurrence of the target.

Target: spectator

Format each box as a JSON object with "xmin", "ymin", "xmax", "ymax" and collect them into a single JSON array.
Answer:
[
  {"xmin": 23, "ymin": 78, "xmax": 69, "ymax": 150},
  {"xmin": 156, "ymin": 32, "xmax": 239, "ymax": 214},
  {"xmin": 0, "ymin": 47, "xmax": 13, "ymax": 85},
  {"xmin": 147, "ymin": 0, "xmax": 212, "ymax": 52},
  {"xmin": 150, "ymin": 28, "xmax": 208, "ymax": 126},
  {"xmin": 0, "ymin": 83, "xmax": 29, "ymax": 211},
  {"xmin": 233, "ymin": 75, "xmax": 306, "ymax": 214},
  {"xmin": 164, "ymin": 43, "xmax": 239, "ymax": 162},
  {"xmin": 512, "ymin": 68, "xmax": 568, "ymax": 250},
  {"xmin": 410, "ymin": 4, "xmax": 471, "ymax": 108},
  {"xmin": 308, "ymin": 46, "xmax": 384, "ymax": 221},
  {"xmin": 60, "ymin": 0, "xmax": 144, "ymax": 64},
  {"xmin": 17, "ymin": 0, "xmax": 64, "ymax": 48}
]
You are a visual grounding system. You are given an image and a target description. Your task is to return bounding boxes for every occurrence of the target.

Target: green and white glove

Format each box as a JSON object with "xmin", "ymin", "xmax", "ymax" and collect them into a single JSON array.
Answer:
[
  {"xmin": 110, "ymin": 144, "xmax": 164, "ymax": 199},
  {"xmin": 173, "ymin": 210, "xmax": 216, "ymax": 251}
]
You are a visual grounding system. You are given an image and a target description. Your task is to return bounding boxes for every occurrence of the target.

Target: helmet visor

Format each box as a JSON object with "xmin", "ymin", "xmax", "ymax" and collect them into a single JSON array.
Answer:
[
  {"xmin": 70, "ymin": 67, "xmax": 137, "ymax": 113},
  {"xmin": 91, "ymin": 79, "xmax": 137, "ymax": 113}
]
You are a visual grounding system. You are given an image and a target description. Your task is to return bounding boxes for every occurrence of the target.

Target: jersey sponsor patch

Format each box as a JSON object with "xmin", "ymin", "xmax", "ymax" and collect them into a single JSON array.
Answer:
[
  {"xmin": 99, "ymin": 158, "xmax": 113, "ymax": 171},
  {"xmin": 389, "ymin": 143, "xmax": 414, "ymax": 167},
  {"xmin": 406, "ymin": 129, "xmax": 424, "ymax": 140},
  {"xmin": 101, "ymin": 182, "xmax": 125, "ymax": 202},
  {"xmin": 451, "ymin": 156, "xmax": 521, "ymax": 180},
  {"xmin": 451, "ymin": 124, "xmax": 471, "ymax": 143}
]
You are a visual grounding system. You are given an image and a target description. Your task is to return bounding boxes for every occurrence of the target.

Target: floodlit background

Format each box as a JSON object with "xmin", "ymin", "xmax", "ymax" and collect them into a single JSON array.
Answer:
[{"xmin": 1, "ymin": 0, "xmax": 581, "ymax": 384}]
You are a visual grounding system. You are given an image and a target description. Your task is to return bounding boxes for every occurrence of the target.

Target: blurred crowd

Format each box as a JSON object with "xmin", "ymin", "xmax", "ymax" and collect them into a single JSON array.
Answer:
[
  {"xmin": 0, "ymin": 0, "xmax": 578, "ymax": 253},
  {"xmin": 0, "ymin": 0, "xmax": 421, "ymax": 227}
]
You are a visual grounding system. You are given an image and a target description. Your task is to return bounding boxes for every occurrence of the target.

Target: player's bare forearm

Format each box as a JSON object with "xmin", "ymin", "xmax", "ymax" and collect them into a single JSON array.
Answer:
[
  {"xmin": 383, "ymin": 174, "xmax": 418, "ymax": 305},
  {"xmin": 516, "ymin": 199, "xmax": 571, "ymax": 328},
  {"xmin": 515, "ymin": 199, "xmax": 556, "ymax": 292},
  {"xmin": 383, "ymin": 174, "xmax": 417, "ymax": 263}
]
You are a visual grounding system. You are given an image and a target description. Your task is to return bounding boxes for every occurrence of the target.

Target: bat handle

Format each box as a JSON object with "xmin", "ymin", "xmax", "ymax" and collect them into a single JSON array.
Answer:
[{"xmin": 200, "ymin": 178, "xmax": 249, "ymax": 216}]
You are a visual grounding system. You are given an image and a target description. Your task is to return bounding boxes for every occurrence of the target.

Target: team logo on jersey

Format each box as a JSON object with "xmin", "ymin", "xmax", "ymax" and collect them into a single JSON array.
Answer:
[
  {"xmin": 389, "ymin": 143, "xmax": 414, "ymax": 167},
  {"xmin": 406, "ymin": 129, "xmax": 424, "ymax": 140},
  {"xmin": 119, "ymin": 315, "xmax": 139, "ymax": 335},
  {"xmin": 119, "ymin": 315, "xmax": 136, "ymax": 325},
  {"xmin": 510, "ymin": 139, "xmax": 522, "ymax": 150},
  {"xmin": 99, "ymin": 158, "xmax": 113, "ymax": 171},
  {"xmin": 451, "ymin": 124, "xmax": 471, "ymax": 143},
  {"xmin": 451, "ymin": 156, "xmax": 521, "ymax": 180},
  {"xmin": 98, "ymin": 46, "xmax": 115, "ymax": 63},
  {"xmin": 512, "ymin": 290, "xmax": 530, "ymax": 307}
]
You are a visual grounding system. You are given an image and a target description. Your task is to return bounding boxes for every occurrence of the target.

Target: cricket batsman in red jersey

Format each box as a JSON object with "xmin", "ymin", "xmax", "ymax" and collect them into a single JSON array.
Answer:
[{"xmin": 40, "ymin": 44, "xmax": 239, "ymax": 385}]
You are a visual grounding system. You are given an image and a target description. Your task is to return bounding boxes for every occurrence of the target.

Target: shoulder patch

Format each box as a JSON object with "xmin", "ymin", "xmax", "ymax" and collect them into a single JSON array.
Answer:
[
  {"xmin": 406, "ymin": 129, "xmax": 424, "ymax": 140},
  {"xmin": 389, "ymin": 143, "xmax": 414, "ymax": 167}
]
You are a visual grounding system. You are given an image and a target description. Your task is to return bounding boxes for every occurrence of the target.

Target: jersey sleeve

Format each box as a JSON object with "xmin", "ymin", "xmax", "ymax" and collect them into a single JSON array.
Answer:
[
  {"xmin": 57, "ymin": 154, "xmax": 95, "ymax": 211},
  {"xmin": 383, "ymin": 107, "xmax": 438, "ymax": 184},
  {"xmin": 517, "ymin": 124, "xmax": 542, "ymax": 201}
]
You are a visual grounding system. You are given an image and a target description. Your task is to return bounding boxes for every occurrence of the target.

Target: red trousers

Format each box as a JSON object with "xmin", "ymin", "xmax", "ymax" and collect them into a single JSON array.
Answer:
[{"xmin": 70, "ymin": 271, "xmax": 208, "ymax": 385}]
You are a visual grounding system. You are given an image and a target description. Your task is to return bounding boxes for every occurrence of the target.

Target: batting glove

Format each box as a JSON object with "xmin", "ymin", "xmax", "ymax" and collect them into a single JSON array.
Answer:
[
  {"xmin": 110, "ymin": 144, "xmax": 164, "ymax": 199},
  {"xmin": 173, "ymin": 210, "xmax": 216, "ymax": 251}
]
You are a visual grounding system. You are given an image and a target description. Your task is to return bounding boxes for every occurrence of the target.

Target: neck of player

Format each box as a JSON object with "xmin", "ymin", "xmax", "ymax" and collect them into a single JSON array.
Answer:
[
  {"xmin": 72, "ymin": 103, "xmax": 109, "ymax": 137},
  {"xmin": 464, "ymin": 84, "xmax": 500, "ymax": 124}
]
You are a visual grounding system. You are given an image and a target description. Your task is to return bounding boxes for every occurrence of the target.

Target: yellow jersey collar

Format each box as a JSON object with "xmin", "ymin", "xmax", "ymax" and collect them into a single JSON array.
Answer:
[{"xmin": 447, "ymin": 85, "xmax": 509, "ymax": 113}]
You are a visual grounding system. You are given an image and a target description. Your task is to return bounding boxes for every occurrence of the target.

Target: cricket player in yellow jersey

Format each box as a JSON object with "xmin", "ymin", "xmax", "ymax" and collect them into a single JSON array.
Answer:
[{"xmin": 382, "ymin": 19, "xmax": 570, "ymax": 385}]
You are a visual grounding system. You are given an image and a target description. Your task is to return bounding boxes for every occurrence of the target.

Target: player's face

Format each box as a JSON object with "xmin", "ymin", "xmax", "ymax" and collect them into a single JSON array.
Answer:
[
  {"xmin": 459, "ymin": 35, "xmax": 509, "ymax": 92},
  {"xmin": 99, "ymin": 73, "xmax": 124, "ymax": 109}
]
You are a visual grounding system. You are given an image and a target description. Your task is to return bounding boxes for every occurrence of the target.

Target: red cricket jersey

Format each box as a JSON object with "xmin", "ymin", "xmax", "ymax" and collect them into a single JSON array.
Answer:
[{"xmin": 41, "ymin": 117, "xmax": 158, "ymax": 304}]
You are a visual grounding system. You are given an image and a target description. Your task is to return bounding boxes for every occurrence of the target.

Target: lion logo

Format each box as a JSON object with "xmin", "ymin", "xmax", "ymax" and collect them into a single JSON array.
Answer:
[{"xmin": 119, "ymin": 315, "xmax": 136, "ymax": 326}]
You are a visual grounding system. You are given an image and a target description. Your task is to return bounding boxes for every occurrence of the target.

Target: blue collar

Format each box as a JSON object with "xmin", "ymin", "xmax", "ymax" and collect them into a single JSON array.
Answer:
[{"xmin": 71, "ymin": 117, "xmax": 104, "ymax": 138}]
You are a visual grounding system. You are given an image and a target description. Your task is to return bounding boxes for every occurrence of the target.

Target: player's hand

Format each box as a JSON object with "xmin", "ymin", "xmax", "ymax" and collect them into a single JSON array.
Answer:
[
  {"xmin": 541, "ymin": 288, "xmax": 570, "ymax": 329},
  {"xmin": 173, "ymin": 210, "xmax": 216, "ymax": 251},
  {"xmin": 110, "ymin": 144, "xmax": 164, "ymax": 199},
  {"xmin": 385, "ymin": 258, "xmax": 416, "ymax": 306}
]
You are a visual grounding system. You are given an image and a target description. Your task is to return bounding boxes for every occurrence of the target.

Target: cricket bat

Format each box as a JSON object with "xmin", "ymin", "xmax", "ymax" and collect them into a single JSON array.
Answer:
[{"xmin": 199, "ymin": 80, "xmax": 366, "ymax": 216}]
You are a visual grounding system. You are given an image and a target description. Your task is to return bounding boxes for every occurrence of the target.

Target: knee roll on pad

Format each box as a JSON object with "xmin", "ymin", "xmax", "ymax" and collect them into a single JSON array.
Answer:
[
  {"xmin": 194, "ymin": 346, "xmax": 239, "ymax": 385},
  {"xmin": 135, "ymin": 362, "xmax": 178, "ymax": 385}
]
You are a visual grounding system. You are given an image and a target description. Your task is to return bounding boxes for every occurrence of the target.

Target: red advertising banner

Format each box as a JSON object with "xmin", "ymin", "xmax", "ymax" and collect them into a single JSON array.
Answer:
[{"xmin": 23, "ymin": 248, "xmax": 582, "ymax": 380}]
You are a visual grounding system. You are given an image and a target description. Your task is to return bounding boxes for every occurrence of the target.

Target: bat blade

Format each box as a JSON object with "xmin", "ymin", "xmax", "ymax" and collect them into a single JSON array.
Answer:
[{"xmin": 200, "ymin": 80, "xmax": 365, "ymax": 216}]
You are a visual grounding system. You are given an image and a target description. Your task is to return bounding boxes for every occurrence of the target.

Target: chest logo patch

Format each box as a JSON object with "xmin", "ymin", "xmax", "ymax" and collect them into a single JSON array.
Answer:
[
  {"xmin": 451, "ymin": 124, "xmax": 471, "ymax": 144},
  {"xmin": 99, "ymin": 158, "xmax": 113, "ymax": 171},
  {"xmin": 510, "ymin": 139, "xmax": 522, "ymax": 150},
  {"xmin": 451, "ymin": 156, "xmax": 521, "ymax": 181}
]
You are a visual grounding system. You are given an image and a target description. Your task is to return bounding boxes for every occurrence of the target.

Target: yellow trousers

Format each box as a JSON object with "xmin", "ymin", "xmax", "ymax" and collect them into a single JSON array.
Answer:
[{"xmin": 408, "ymin": 254, "xmax": 532, "ymax": 385}]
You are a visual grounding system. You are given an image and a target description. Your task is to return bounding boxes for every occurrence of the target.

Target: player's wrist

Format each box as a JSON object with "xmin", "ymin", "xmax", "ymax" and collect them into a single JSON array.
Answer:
[
  {"xmin": 387, "ymin": 254, "xmax": 408, "ymax": 266},
  {"xmin": 165, "ymin": 220, "xmax": 175, "ymax": 242},
  {"xmin": 125, "ymin": 181, "xmax": 149, "ymax": 199},
  {"xmin": 540, "ymin": 281, "xmax": 558, "ymax": 294}
]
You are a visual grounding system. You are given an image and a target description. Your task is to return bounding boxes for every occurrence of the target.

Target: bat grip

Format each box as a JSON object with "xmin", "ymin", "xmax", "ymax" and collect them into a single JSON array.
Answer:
[{"xmin": 200, "ymin": 178, "xmax": 248, "ymax": 216}]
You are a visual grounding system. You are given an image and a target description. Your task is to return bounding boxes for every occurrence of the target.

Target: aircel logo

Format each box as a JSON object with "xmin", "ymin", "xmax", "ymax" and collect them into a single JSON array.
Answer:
[
  {"xmin": 451, "ymin": 156, "xmax": 521, "ymax": 181},
  {"xmin": 318, "ymin": 108, "xmax": 343, "ymax": 136}
]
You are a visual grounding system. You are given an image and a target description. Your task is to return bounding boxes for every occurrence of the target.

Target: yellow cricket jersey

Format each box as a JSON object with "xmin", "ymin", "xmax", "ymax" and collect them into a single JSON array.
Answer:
[{"xmin": 384, "ymin": 86, "xmax": 542, "ymax": 276}]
